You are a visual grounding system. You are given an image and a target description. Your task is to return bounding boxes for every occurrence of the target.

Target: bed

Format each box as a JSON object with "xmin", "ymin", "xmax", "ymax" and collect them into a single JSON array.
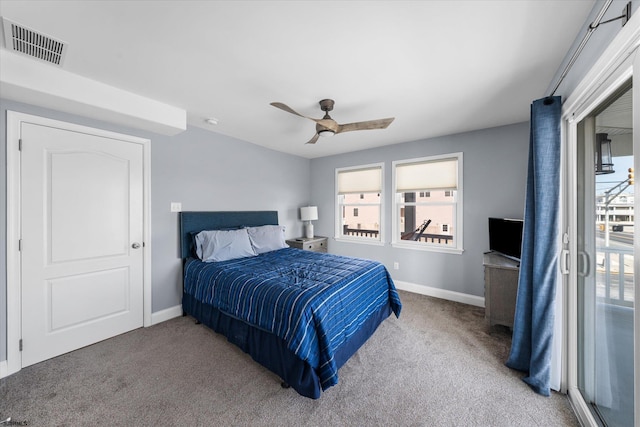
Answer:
[{"xmin": 180, "ymin": 211, "xmax": 402, "ymax": 398}]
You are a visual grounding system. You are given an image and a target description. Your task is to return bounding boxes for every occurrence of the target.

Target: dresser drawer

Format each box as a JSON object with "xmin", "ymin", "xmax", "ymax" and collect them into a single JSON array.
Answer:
[
  {"xmin": 286, "ymin": 237, "xmax": 328, "ymax": 253},
  {"xmin": 304, "ymin": 239, "xmax": 327, "ymax": 253}
]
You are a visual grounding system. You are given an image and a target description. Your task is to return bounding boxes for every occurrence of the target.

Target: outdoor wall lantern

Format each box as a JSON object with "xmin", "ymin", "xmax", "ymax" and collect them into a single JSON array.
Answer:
[{"xmin": 595, "ymin": 133, "xmax": 615, "ymax": 175}]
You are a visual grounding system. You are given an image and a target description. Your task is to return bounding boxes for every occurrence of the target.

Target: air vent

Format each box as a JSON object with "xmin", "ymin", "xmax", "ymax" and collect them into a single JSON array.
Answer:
[{"xmin": 2, "ymin": 17, "xmax": 67, "ymax": 66}]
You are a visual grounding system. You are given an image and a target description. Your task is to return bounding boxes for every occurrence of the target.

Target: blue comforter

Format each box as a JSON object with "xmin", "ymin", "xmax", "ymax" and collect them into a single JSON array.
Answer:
[{"xmin": 184, "ymin": 247, "xmax": 401, "ymax": 390}]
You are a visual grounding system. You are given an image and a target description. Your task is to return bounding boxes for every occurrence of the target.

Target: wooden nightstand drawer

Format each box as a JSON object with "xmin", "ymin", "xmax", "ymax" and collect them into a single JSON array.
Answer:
[
  {"xmin": 286, "ymin": 236, "xmax": 328, "ymax": 253},
  {"xmin": 304, "ymin": 239, "xmax": 327, "ymax": 252}
]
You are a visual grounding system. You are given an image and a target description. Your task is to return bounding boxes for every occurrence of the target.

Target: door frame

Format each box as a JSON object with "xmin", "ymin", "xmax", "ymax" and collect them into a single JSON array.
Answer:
[
  {"xmin": 562, "ymin": 13, "xmax": 640, "ymax": 427},
  {"xmin": 5, "ymin": 111, "xmax": 152, "ymax": 377}
]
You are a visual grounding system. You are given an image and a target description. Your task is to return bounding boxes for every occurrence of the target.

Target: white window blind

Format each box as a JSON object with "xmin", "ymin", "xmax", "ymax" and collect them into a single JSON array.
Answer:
[
  {"xmin": 396, "ymin": 159, "xmax": 457, "ymax": 192},
  {"xmin": 338, "ymin": 167, "xmax": 382, "ymax": 194}
]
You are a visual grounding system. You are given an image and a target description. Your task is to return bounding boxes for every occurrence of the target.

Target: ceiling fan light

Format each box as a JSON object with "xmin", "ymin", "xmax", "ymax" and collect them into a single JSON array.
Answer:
[{"xmin": 318, "ymin": 129, "xmax": 335, "ymax": 137}]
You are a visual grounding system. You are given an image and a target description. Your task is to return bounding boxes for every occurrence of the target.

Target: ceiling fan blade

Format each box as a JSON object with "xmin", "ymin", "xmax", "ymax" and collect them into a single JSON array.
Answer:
[
  {"xmin": 336, "ymin": 117, "xmax": 395, "ymax": 134},
  {"xmin": 305, "ymin": 133, "xmax": 320, "ymax": 145},
  {"xmin": 270, "ymin": 102, "xmax": 312, "ymax": 119},
  {"xmin": 271, "ymin": 102, "xmax": 339, "ymax": 130}
]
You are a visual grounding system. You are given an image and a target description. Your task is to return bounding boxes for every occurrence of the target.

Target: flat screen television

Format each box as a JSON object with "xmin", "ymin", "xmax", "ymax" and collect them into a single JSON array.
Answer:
[{"xmin": 488, "ymin": 217, "xmax": 524, "ymax": 260}]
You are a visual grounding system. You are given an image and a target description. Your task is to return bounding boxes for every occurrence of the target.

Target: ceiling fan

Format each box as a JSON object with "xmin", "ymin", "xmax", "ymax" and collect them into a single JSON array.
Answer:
[{"xmin": 270, "ymin": 99, "xmax": 395, "ymax": 144}]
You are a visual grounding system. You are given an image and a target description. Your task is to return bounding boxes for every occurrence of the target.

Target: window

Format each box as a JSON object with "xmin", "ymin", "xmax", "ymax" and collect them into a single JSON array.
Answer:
[
  {"xmin": 392, "ymin": 153, "xmax": 463, "ymax": 253},
  {"xmin": 336, "ymin": 163, "xmax": 384, "ymax": 243}
]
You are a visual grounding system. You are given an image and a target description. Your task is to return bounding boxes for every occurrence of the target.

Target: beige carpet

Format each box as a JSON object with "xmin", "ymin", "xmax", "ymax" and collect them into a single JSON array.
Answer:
[{"xmin": 0, "ymin": 291, "xmax": 578, "ymax": 426}]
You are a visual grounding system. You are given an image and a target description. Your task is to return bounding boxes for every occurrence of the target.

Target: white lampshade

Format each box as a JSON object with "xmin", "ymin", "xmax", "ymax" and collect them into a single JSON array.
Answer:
[{"xmin": 300, "ymin": 206, "xmax": 318, "ymax": 221}]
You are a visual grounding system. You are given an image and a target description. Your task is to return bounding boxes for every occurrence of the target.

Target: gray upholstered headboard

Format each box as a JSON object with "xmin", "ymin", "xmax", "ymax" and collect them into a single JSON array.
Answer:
[{"xmin": 179, "ymin": 211, "xmax": 279, "ymax": 259}]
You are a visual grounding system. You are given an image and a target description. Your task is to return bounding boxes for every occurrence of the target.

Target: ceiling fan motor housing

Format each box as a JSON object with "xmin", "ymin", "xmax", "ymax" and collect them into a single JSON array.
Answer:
[
  {"xmin": 319, "ymin": 99, "xmax": 335, "ymax": 112},
  {"xmin": 316, "ymin": 123, "xmax": 335, "ymax": 136},
  {"xmin": 317, "ymin": 99, "xmax": 336, "ymax": 135}
]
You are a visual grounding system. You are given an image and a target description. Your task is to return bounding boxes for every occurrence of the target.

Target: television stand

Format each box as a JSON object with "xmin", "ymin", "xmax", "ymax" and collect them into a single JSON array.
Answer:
[{"xmin": 483, "ymin": 251, "xmax": 519, "ymax": 329}]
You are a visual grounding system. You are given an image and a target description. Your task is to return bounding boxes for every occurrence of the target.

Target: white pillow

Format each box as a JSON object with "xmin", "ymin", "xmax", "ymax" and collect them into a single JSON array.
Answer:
[
  {"xmin": 247, "ymin": 225, "xmax": 287, "ymax": 254},
  {"xmin": 195, "ymin": 228, "xmax": 257, "ymax": 262}
]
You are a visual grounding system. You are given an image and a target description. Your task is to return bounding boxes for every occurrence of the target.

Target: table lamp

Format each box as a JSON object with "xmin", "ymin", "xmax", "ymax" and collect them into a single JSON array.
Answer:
[{"xmin": 300, "ymin": 206, "xmax": 318, "ymax": 239}]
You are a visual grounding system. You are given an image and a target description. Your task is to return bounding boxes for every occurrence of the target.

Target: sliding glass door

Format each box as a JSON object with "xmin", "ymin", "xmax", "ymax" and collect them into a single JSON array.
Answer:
[
  {"xmin": 575, "ymin": 82, "xmax": 634, "ymax": 427},
  {"xmin": 564, "ymin": 17, "xmax": 639, "ymax": 427}
]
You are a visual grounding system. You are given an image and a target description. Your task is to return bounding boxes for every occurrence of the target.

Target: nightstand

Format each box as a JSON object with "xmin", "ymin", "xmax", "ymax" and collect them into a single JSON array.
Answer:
[{"xmin": 286, "ymin": 236, "xmax": 328, "ymax": 253}]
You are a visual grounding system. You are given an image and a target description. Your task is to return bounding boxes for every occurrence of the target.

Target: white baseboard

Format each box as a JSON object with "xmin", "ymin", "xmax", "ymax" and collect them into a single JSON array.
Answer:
[
  {"xmin": 151, "ymin": 304, "xmax": 183, "ymax": 325},
  {"xmin": 394, "ymin": 280, "xmax": 485, "ymax": 308},
  {"xmin": 0, "ymin": 360, "xmax": 8, "ymax": 379}
]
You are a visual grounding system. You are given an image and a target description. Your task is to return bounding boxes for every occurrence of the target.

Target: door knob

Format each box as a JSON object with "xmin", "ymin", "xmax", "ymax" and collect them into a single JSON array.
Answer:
[{"xmin": 132, "ymin": 242, "xmax": 141, "ymax": 249}]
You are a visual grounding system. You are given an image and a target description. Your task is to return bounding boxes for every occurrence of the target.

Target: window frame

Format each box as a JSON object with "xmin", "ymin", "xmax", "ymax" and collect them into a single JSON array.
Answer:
[
  {"xmin": 391, "ymin": 153, "xmax": 464, "ymax": 254},
  {"xmin": 335, "ymin": 162, "xmax": 385, "ymax": 246}
]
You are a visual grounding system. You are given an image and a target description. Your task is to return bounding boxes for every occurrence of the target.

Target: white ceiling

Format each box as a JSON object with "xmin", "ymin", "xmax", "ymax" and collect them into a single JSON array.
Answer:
[{"xmin": 0, "ymin": 1, "xmax": 596, "ymax": 159}]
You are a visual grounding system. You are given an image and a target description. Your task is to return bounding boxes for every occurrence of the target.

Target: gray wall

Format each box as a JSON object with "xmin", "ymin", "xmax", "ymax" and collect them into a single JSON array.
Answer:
[
  {"xmin": 310, "ymin": 123, "xmax": 530, "ymax": 297},
  {"xmin": 150, "ymin": 122, "xmax": 310, "ymax": 310},
  {"xmin": 0, "ymin": 98, "xmax": 311, "ymax": 362}
]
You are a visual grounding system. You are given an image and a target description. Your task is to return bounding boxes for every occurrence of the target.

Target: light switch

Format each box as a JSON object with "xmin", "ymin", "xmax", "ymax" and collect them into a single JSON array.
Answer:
[{"xmin": 170, "ymin": 202, "xmax": 182, "ymax": 212}]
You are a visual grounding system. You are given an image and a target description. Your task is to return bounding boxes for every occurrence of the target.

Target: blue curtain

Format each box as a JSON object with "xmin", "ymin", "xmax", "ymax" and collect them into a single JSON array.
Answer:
[{"xmin": 506, "ymin": 96, "xmax": 562, "ymax": 396}]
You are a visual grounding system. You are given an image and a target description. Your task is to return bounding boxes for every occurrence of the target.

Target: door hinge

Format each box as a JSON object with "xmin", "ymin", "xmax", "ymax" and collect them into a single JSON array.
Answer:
[
  {"xmin": 18, "ymin": 139, "xmax": 22, "ymax": 151},
  {"xmin": 19, "ymin": 339, "xmax": 23, "ymax": 351},
  {"xmin": 18, "ymin": 239, "xmax": 22, "ymax": 251}
]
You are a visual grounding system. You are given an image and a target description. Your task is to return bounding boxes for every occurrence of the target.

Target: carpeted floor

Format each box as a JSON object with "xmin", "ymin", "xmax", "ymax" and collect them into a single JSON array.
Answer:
[{"xmin": 0, "ymin": 291, "xmax": 579, "ymax": 426}]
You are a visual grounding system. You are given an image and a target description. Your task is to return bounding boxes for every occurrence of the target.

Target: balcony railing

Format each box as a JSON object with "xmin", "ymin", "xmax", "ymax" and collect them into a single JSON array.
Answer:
[
  {"xmin": 596, "ymin": 246, "xmax": 634, "ymax": 308},
  {"xmin": 342, "ymin": 226, "xmax": 379, "ymax": 238},
  {"xmin": 342, "ymin": 226, "xmax": 453, "ymax": 244},
  {"xmin": 409, "ymin": 234, "xmax": 453, "ymax": 244}
]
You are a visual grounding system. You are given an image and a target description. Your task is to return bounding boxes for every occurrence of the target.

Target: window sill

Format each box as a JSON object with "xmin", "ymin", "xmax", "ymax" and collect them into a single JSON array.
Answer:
[{"xmin": 391, "ymin": 241, "xmax": 464, "ymax": 254}]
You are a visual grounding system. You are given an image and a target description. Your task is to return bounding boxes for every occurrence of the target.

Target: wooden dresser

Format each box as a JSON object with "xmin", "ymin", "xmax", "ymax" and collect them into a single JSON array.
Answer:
[{"xmin": 483, "ymin": 251, "xmax": 520, "ymax": 328}]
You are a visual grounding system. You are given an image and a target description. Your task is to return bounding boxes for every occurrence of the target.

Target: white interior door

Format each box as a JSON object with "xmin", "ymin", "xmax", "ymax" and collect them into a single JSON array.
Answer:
[{"xmin": 20, "ymin": 122, "xmax": 144, "ymax": 367}]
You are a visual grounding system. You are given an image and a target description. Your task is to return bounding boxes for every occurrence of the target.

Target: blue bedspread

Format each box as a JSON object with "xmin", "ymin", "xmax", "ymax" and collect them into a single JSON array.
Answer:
[{"xmin": 184, "ymin": 247, "xmax": 401, "ymax": 390}]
